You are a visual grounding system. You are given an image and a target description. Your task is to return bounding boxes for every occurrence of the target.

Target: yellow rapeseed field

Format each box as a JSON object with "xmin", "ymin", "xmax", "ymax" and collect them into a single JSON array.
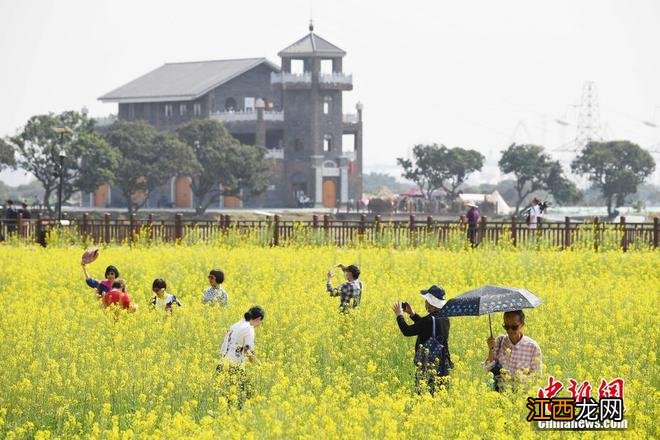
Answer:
[{"xmin": 0, "ymin": 243, "xmax": 657, "ymax": 439}]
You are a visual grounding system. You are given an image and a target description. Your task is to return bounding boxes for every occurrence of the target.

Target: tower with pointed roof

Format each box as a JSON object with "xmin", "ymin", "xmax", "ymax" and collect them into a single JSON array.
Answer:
[
  {"xmin": 272, "ymin": 23, "xmax": 363, "ymax": 208},
  {"xmin": 96, "ymin": 24, "xmax": 362, "ymax": 209}
]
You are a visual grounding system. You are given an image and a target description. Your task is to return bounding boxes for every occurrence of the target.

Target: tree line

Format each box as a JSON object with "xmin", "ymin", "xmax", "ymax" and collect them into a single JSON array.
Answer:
[
  {"xmin": 0, "ymin": 111, "xmax": 270, "ymax": 215},
  {"xmin": 397, "ymin": 142, "xmax": 656, "ymax": 216}
]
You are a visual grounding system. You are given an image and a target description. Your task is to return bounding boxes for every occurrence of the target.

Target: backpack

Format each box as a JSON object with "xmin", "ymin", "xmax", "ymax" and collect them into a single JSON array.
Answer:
[{"xmin": 413, "ymin": 316, "xmax": 451, "ymax": 377}]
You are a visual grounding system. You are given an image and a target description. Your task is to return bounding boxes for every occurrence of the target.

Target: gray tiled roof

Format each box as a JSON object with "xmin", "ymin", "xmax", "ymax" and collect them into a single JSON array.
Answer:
[
  {"xmin": 99, "ymin": 58, "xmax": 279, "ymax": 103},
  {"xmin": 278, "ymin": 32, "xmax": 346, "ymax": 57}
]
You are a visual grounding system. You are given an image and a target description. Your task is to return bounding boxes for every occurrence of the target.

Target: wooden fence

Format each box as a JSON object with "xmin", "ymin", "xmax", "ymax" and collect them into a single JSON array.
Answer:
[{"xmin": 1, "ymin": 213, "xmax": 658, "ymax": 250}]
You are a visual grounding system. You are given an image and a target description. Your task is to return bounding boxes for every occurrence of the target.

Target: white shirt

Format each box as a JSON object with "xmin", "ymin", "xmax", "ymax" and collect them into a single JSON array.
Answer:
[
  {"xmin": 529, "ymin": 205, "xmax": 542, "ymax": 229},
  {"xmin": 220, "ymin": 319, "xmax": 255, "ymax": 364},
  {"xmin": 152, "ymin": 293, "xmax": 181, "ymax": 309}
]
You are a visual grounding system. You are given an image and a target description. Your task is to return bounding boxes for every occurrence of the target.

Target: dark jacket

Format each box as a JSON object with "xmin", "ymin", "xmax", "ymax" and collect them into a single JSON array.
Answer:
[
  {"xmin": 466, "ymin": 207, "xmax": 480, "ymax": 225},
  {"xmin": 396, "ymin": 312, "xmax": 450, "ymax": 354}
]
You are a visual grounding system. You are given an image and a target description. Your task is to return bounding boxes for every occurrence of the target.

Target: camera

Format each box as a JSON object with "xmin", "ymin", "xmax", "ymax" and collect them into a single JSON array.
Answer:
[
  {"xmin": 539, "ymin": 201, "xmax": 551, "ymax": 213},
  {"xmin": 401, "ymin": 301, "xmax": 409, "ymax": 310}
]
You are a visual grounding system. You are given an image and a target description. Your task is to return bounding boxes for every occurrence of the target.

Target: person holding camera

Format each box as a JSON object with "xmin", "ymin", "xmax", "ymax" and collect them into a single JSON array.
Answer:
[
  {"xmin": 392, "ymin": 285, "xmax": 452, "ymax": 394},
  {"xmin": 527, "ymin": 198, "xmax": 543, "ymax": 231},
  {"xmin": 326, "ymin": 263, "xmax": 363, "ymax": 313},
  {"xmin": 483, "ymin": 310, "xmax": 542, "ymax": 392}
]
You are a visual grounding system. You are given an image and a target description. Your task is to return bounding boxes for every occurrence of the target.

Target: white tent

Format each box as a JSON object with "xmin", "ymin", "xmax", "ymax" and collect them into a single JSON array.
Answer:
[{"xmin": 458, "ymin": 191, "xmax": 512, "ymax": 215}]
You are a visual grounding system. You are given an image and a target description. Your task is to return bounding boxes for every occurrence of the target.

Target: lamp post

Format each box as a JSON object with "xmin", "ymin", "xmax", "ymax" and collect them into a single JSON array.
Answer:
[
  {"xmin": 53, "ymin": 126, "xmax": 72, "ymax": 221},
  {"xmin": 57, "ymin": 150, "xmax": 66, "ymax": 221}
]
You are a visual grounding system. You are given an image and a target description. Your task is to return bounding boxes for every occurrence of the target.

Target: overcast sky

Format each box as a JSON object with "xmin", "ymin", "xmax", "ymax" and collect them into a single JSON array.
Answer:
[{"xmin": 1, "ymin": 0, "xmax": 659, "ymax": 186}]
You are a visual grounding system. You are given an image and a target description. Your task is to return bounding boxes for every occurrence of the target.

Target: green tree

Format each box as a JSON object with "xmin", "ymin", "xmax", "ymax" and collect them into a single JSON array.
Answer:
[
  {"xmin": 8, "ymin": 111, "xmax": 119, "ymax": 212},
  {"xmin": 571, "ymin": 141, "xmax": 655, "ymax": 216},
  {"xmin": 0, "ymin": 138, "xmax": 15, "ymax": 169},
  {"xmin": 498, "ymin": 143, "xmax": 579, "ymax": 213},
  {"xmin": 362, "ymin": 172, "xmax": 413, "ymax": 194},
  {"xmin": 437, "ymin": 147, "xmax": 485, "ymax": 202},
  {"xmin": 545, "ymin": 161, "xmax": 582, "ymax": 205},
  {"xmin": 397, "ymin": 144, "xmax": 484, "ymax": 202},
  {"xmin": 104, "ymin": 120, "xmax": 200, "ymax": 213},
  {"xmin": 397, "ymin": 144, "xmax": 445, "ymax": 200},
  {"xmin": 177, "ymin": 119, "xmax": 270, "ymax": 215}
]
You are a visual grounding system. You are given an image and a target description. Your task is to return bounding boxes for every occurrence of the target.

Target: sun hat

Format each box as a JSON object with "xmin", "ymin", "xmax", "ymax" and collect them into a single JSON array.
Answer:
[
  {"xmin": 81, "ymin": 247, "xmax": 99, "ymax": 265},
  {"xmin": 420, "ymin": 285, "xmax": 447, "ymax": 309}
]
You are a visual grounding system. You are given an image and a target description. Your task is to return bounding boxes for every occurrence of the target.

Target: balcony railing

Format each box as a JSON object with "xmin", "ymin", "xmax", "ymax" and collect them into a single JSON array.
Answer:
[
  {"xmin": 93, "ymin": 115, "xmax": 118, "ymax": 127},
  {"xmin": 343, "ymin": 113, "xmax": 359, "ymax": 124},
  {"xmin": 341, "ymin": 151, "xmax": 356, "ymax": 161},
  {"xmin": 209, "ymin": 111, "xmax": 284, "ymax": 122},
  {"xmin": 319, "ymin": 73, "xmax": 353, "ymax": 85},
  {"xmin": 271, "ymin": 72, "xmax": 312, "ymax": 85},
  {"xmin": 264, "ymin": 148, "xmax": 285, "ymax": 159}
]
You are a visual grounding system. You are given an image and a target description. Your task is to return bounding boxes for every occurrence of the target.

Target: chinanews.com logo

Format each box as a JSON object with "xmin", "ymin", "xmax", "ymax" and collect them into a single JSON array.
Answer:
[{"xmin": 527, "ymin": 377, "xmax": 627, "ymax": 430}]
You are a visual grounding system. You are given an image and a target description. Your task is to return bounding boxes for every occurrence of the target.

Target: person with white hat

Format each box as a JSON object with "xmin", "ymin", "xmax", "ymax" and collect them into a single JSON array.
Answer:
[{"xmin": 392, "ymin": 285, "xmax": 452, "ymax": 394}]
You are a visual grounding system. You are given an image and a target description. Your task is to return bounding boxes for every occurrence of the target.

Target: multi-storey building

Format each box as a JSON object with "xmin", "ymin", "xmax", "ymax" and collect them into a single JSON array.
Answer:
[{"xmin": 96, "ymin": 25, "xmax": 363, "ymax": 209}]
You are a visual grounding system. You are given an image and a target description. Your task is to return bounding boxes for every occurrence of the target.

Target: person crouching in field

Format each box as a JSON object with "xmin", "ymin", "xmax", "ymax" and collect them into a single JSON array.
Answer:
[
  {"xmin": 218, "ymin": 306, "xmax": 265, "ymax": 366},
  {"xmin": 202, "ymin": 269, "xmax": 228, "ymax": 306},
  {"xmin": 82, "ymin": 263, "xmax": 119, "ymax": 299},
  {"xmin": 215, "ymin": 306, "xmax": 265, "ymax": 407},
  {"xmin": 393, "ymin": 285, "xmax": 452, "ymax": 395},
  {"xmin": 326, "ymin": 263, "xmax": 362, "ymax": 313},
  {"xmin": 103, "ymin": 279, "xmax": 137, "ymax": 313},
  {"xmin": 483, "ymin": 310, "xmax": 542, "ymax": 392},
  {"xmin": 149, "ymin": 278, "xmax": 182, "ymax": 312}
]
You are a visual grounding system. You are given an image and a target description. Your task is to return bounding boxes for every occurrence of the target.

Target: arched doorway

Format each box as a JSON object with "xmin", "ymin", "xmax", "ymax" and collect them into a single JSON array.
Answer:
[
  {"xmin": 225, "ymin": 97, "xmax": 237, "ymax": 111},
  {"xmin": 322, "ymin": 180, "xmax": 336, "ymax": 208}
]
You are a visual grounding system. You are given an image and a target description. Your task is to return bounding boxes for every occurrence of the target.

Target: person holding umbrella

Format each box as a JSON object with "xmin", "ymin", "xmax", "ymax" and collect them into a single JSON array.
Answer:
[
  {"xmin": 483, "ymin": 310, "xmax": 542, "ymax": 391},
  {"xmin": 392, "ymin": 285, "xmax": 452, "ymax": 394},
  {"xmin": 436, "ymin": 285, "xmax": 543, "ymax": 391}
]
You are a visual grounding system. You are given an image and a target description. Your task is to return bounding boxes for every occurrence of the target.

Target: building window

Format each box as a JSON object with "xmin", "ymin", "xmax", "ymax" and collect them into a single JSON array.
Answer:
[
  {"xmin": 179, "ymin": 104, "xmax": 187, "ymax": 116},
  {"xmin": 193, "ymin": 103, "xmax": 202, "ymax": 116},
  {"xmin": 321, "ymin": 59, "xmax": 333, "ymax": 74},
  {"xmin": 323, "ymin": 135, "xmax": 332, "ymax": 152},
  {"xmin": 323, "ymin": 97, "xmax": 332, "ymax": 115},
  {"xmin": 291, "ymin": 59, "xmax": 304, "ymax": 74},
  {"xmin": 244, "ymin": 97, "xmax": 255, "ymax": 112},
  {"xmin": 164, "ymin": 104, "xmax": 173, "ymax": 117}
]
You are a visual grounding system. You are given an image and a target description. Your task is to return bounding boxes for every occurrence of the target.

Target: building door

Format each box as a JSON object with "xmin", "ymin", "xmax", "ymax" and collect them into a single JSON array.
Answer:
[
  {"xmin": 94, "ymin": 184, "xmax": 109, "ymax": 207},
  {"xmin": 223, "ymin": 196, "xmax": 241, "ymax": 208},
  {"xmin": 323, "ymin": 179, "xmax": 336, "ymax": 208},
  {"xmin": 174, "ymin": 176, "xmax": 192, "ymax": 208}
]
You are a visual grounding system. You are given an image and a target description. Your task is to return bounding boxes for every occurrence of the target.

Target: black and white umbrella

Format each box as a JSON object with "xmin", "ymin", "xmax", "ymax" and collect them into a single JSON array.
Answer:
[{"xmin": 437, "ymin": 285, "xmax": 542, "ymax": 336}]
